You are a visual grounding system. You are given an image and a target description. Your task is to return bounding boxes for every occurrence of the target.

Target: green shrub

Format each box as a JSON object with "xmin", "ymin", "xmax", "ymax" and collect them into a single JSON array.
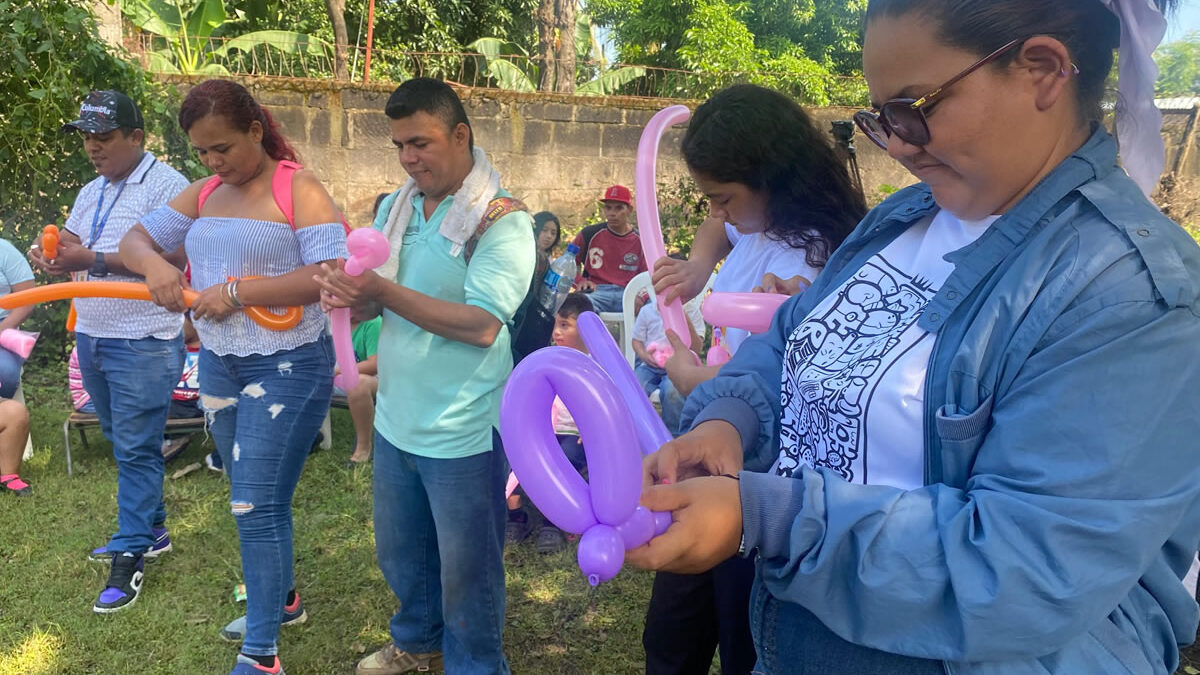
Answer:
[{"xmin": 0, "ymin": 0, "xmax": 200, "ymax": 365}]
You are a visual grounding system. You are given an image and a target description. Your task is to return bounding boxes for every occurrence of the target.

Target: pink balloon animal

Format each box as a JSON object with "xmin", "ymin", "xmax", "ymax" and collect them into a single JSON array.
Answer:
[
  {"xmin": 637, "ymin": 105, "xmax": 695, "ymax": 354},
  {"xmin": 700, "ymin": 292, "xmax": 790, "ymax": 336},
  {"xmin": 331, "ymin": 228, "xmax": 390, "ymax": 390}
]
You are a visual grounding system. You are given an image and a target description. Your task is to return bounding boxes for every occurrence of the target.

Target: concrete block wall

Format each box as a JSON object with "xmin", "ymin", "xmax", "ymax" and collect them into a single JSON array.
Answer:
[{"xmin": 174, "ymin": 77, "xmax": 921, "ymax": 233}]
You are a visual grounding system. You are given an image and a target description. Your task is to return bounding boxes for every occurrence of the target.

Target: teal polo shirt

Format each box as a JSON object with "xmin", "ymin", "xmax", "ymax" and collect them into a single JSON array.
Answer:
[{"xmin": 373, "ymin": 189, "xmax": 535, "ymax": 458}]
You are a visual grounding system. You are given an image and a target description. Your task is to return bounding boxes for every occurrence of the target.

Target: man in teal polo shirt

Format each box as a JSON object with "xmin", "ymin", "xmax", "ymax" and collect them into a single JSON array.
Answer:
[{"xmin": 316, "ymin": 78, "xmax": 533, "ymax": 675}]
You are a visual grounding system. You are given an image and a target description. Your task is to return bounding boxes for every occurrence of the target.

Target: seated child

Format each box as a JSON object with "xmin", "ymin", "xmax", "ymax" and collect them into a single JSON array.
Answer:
[
  {"xmin": 336, "ymin": 302, "xmax": 381, "ymax": 465},
  {"xmin": 630, "ymin": 293, "xmax": 706, "ymax": 435},
  {"xmin": 172, "ymin": 317, "xmax": 202, "ymax": 420},
  {"xmin": 506, "ymin": 293, "xmax": 593, "ymax": 554},
  {"xmin": 0, "ymin": 398, "xmax": 31, "ymax": 497},
  {"xmin": 69, "ymin": 346, "xmax": 95, "ymax": 414}
]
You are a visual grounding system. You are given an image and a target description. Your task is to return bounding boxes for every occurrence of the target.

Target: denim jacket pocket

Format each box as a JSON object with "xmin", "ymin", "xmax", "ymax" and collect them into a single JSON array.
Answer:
[{"xmin": 934, "ymin": 396, "xmax": 994, "ymax": 481}]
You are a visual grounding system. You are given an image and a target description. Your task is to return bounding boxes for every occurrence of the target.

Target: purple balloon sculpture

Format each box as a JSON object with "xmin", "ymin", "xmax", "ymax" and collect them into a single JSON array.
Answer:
[
  {"xmin": 575, "ymin": 312, "xmax": 674, "ymax": 458},
  {"xmin": 500, "ymin": 344, "xmax": 671, "ymax": 586}
]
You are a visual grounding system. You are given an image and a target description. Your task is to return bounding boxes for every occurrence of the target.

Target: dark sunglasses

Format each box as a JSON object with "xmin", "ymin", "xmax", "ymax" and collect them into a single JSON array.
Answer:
[{"xmin": 854, "ymin": 38, "xmax": 1023, "ymax": 150}]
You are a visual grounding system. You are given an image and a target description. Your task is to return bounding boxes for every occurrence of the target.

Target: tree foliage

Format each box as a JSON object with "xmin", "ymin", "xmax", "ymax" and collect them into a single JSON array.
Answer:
[
  {"xmin": 0, "ymin": 0, "xmax": 200, "ymax": 360},
  {"xmin": 1156, "ymin": 33, "xmax": 1200, "ymax": 96},
  {"xmin": 124, "ymin": 0, "xmax": 333, "ymax": 76},
  {"xmin": 587, "ymin": 0, "xmax": 868, "ymax": 103},
  {"xmin": 468, "ymin": 36, "xmax": 646, "ymax": 95}
]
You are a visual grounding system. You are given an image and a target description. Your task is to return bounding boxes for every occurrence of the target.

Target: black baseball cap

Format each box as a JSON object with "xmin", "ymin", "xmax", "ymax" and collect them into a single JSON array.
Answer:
[{"xmin": 62, "ymin": 90, "xmax": 144, "ymax": 134}]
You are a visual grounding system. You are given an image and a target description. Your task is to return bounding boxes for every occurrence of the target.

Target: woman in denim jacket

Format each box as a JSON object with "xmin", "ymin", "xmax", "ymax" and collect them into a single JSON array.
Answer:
[{"xmin": 629, "ymin": 1, "xmax": 1200, "ymax": 673}]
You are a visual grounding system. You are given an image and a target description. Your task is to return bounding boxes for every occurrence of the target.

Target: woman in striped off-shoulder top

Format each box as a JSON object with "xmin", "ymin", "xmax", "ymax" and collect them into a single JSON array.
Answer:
[{"xmin": 121, "ymin": 79, "xmax": 348, "ymax": 675}]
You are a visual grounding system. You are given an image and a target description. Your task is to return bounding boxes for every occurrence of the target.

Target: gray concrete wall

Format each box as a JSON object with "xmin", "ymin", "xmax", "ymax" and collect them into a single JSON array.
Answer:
[{"xmin": 169, "ymin": 77, "xmax": 919, "ymax": 233}]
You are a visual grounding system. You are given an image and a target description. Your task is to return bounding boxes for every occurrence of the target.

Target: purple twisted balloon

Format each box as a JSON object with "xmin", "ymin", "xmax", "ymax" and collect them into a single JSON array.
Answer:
[{"xmin": 499, "ymin": 338, "xmax": 671, "ymax": 586}]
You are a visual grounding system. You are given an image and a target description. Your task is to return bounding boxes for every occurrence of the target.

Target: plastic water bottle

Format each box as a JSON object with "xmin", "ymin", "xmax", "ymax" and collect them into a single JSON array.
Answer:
[{"xmin": 539, "ymin": 243, "xmax": 580, "ymax": 314}]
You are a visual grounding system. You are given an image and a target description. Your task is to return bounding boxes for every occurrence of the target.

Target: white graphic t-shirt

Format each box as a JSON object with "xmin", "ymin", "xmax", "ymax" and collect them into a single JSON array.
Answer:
[{"xmin": 774, "ymin": 210, "xmax": 998, "ymax": 490}]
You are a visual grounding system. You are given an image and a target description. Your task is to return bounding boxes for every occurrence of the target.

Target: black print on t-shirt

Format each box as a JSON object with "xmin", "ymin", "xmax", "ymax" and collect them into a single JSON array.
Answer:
[{"xmin": 777, "ymin": 256, "xmax": 936, "ymax": 482}]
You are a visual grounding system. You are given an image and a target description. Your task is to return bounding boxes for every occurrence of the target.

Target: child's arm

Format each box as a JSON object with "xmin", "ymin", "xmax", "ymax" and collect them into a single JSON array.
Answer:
[
  {"xmin": 356, "ymin": 354, "xmax": 378, "ymax": 377},
  {"xmin": 631, "ymin": 338, "xmax": 658, "ymax": 366}
]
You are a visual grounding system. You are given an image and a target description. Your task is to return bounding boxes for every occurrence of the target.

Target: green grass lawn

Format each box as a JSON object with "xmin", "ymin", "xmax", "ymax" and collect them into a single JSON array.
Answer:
[
  {"xmin": 8, "ymin": 360, "xmax": 1200, "ymax": 675},
  {"xmin": 0, "ymin": 361, "xmax": 656, "ymax": 674}
]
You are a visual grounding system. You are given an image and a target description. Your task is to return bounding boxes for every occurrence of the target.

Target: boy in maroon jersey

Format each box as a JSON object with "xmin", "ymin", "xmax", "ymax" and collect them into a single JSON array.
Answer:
[{"xmin": 571, "ymin": 185, "xmax": 647, "ymax": 312}]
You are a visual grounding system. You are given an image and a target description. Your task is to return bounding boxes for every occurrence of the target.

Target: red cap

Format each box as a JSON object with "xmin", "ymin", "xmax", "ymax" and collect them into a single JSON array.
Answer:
[{"xmin": 600, "ymin": 184, "xmax": 633, "ymax": 207}]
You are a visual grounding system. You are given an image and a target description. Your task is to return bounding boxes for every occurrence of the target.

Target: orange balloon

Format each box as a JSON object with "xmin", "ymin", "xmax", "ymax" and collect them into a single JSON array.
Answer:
[
  {"xmin": 42, "ymin": 225, "xmax": 59, "ymax": 260},
  {"xmin": 0, "ymin": 281, "xmax": 302, "ymax": 331},
  {"xmin": 230, "ymin": 276, "xmax": 304, "ymax": 331},
  {"xmin": 66, "ymin": 300, "xmax": 76, "ymax": 332}
]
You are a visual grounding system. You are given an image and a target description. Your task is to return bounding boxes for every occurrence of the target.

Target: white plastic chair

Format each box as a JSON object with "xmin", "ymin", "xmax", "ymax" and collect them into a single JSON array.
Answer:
[{"xmin": 619, "ymin": 271, "xmax": 717, "ymax": 367}]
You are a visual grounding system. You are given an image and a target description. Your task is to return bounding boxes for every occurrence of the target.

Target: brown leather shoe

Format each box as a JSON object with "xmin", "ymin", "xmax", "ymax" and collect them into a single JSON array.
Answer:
[{"xmin": 355, "ymin": 643, "xmax": 443, "ymax": 674}]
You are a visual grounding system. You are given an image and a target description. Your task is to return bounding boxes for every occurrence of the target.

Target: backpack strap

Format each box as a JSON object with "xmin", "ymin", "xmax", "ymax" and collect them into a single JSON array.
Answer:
[
  {"xmin": 464, "ymin": 197, "xmax": 528, "ymax": 264},
  {"xmin": 271, "ymin": 160, "xmax": 303, "ymax": 230},
  {"xmin": 196, "ymin": 175, "xmax": 222, "ymax": 213},
  {"xmin": 195, "ymin": 160, "xmax": 350, "ymax": 233}
]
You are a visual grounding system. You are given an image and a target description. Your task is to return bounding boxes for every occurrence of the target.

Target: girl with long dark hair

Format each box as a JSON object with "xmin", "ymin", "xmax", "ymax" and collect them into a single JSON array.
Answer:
[{"xmin": 644, "ymin": 84, "xmax": 866, "ymax": 674}]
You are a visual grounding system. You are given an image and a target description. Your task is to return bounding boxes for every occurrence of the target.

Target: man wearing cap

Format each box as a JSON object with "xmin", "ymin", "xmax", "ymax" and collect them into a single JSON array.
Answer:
[
  {"xmin": 29, "ymin": 90, "xmax": 189, "ymax": 614},
  {"xmin": 570, "ymin": 184, "xmax": 647, "ymax": 312}
]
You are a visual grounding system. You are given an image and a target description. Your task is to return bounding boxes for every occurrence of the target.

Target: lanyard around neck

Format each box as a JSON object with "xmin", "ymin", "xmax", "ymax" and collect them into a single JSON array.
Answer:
[
  {"xmin": 87, "ymin": 178, "xmax": 128, "ymax": 249},
  {"xmin": 87, "ymin": 156, "xmax": 154, "ymax": 249}
]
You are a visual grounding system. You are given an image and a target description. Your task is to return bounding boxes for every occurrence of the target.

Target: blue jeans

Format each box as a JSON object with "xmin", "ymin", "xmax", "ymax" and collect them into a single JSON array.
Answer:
[
  {"xmin": 558, "ymin": 434, "xmax": 586, "ymax": 471},
  {"xmin": 585, "ymin": 283, "xmax": 625, "ymax": 313},
  {"xmin": 76, "ymin": 333, "xmax": 183, "ymax": 555},
  {"xmin": 200, "ymin": 338, "xmax": 333, "ymax": 657},
  {"xmin": 0, "ymin": 346, "xmax": 23, "ymax": 399},
  {"xmin": 635, "ymin": 361, "xmax": 686, "ymax": 436},
  {"xmin": 749, "ymin": 579, "xmax": 945, "ymax": 674},
  {"xmin": 374, "ymin": 430, "xmax": 509, "ymax": 674}
]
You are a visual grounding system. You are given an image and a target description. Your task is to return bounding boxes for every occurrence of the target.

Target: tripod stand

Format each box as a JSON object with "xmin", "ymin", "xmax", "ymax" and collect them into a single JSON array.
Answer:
[{"xmin": 831, "ymin": 120, "xmax": 865, "ymax": 200}]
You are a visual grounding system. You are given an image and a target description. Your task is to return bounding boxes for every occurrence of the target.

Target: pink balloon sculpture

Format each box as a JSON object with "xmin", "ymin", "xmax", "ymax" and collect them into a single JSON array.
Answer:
[
  {"xmin": 331, "ymin": 228, "xmax": 390, "ymax": 390},
  {"xmin": 0, "ymin": 329, "xmax": 38, "ymax": 360},
  {"xmin": 637, "ymin": 105, "xmax": 695, "ymax": 353},
  {"xmin": 500, "ymin": 313, "xmax": 674, "ymax": 586},
  {"xmin": 701, "ymin": 292, "xmax": 790, "ymax": 336},
  {"xmin": 647, "ymin": 341, "xmax": 672, "ymax": 368}
]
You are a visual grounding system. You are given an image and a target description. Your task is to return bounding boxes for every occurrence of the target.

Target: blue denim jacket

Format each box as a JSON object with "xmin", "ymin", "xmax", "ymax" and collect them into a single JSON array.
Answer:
[{"xmin": 683, "ymin": 128, "xmax": 1200, "ymax": 674}]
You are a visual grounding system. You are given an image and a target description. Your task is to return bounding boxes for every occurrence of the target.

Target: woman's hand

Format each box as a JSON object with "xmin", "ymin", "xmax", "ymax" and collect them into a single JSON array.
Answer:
[
  {"xmin": 754, "ymin": 272, "xmax": 812, "ymax": 296},
  {"xmin": 314, "ymin": 260, "xmax": 383, "ymax": 310},
  {"xmin": 626, "ymin": 476, "xmax": 743, "ymax": 574},
  {"xmin": 644, "ymin": 419, "xmax": 744, "ymax": 487},
  {"xmin": 577, "ymin": 278, "xmax": 597, "ymax": 293},
  {"xmin": 652, "ymin": 256, "xmax": 708, "ymax": 305},
  {"xmin": 190, "ymin": 284, "xmax": 238, "ymax": 322},
  {"xmin": 144, "ymin": 258, "xmax": 191, "ymax": 313}
]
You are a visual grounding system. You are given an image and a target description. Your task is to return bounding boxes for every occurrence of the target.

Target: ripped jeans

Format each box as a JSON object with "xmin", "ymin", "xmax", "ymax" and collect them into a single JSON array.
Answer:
[{"xmin": 199, "ymin": 337, "xmax": 333, "ymax": 657}]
